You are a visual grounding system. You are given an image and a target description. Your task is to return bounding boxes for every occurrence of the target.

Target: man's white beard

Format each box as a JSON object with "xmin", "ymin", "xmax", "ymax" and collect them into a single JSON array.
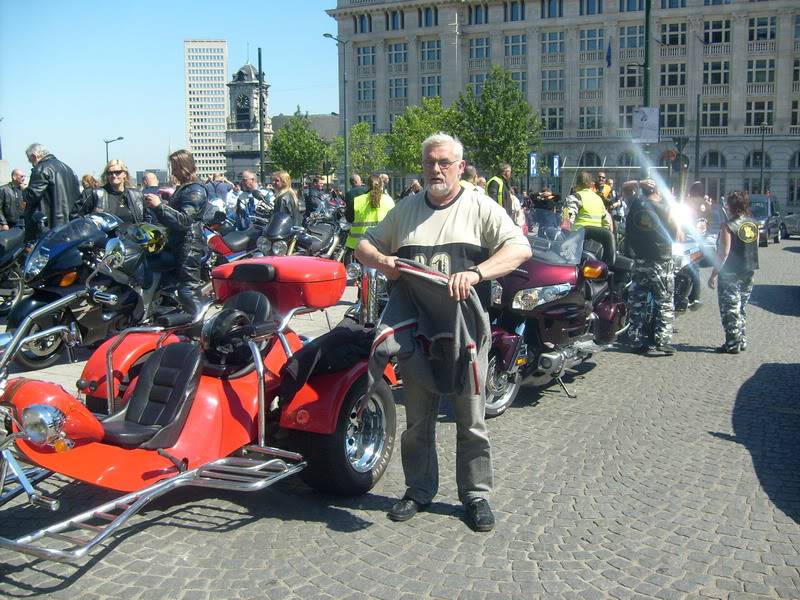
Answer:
[{"xmin": 427, "ymin": 181, "xmax": 450, "ymax": 199}]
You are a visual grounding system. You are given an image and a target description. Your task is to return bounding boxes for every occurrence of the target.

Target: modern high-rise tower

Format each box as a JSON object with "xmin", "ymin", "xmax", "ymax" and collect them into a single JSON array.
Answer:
[{"xmin": 183, "ymin": 40, "xmax": 229, "ymax": 180}]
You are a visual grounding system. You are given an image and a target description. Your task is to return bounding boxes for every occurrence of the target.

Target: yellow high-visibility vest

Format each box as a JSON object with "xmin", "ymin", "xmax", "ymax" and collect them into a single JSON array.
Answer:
[
  {"xmin": 573, "ymin": 189, "xmax": 607, "ymax": 229},
  {"xmin": 487, "ymin": 175, "xmax": 504, "ymax": 205},
  {"xmin": 346, "ymin": 192, "xmax": 395, "ymax": 249}
]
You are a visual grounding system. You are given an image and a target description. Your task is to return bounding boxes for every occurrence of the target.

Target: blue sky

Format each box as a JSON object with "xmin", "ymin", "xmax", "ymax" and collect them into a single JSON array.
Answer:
[{"xmin": 0, "ymin": 0, "xmax": 340, "ymax": 178}]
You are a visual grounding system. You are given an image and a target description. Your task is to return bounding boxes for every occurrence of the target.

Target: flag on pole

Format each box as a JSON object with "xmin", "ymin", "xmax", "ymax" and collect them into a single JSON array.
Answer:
[{"xmin": 606, "ymin": 38, "xmax": 612, "ymax": 68}]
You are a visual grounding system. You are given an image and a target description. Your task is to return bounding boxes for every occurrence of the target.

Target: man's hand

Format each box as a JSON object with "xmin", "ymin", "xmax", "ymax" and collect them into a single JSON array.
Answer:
[
  {"xmin": 0, "ymin": 225, "xmax": 8, "ymax": 231},
  {"xmin": 707, "ymin": 272, "xmax": 718, "ymax": 289},
  {"xmin": 448, "ymin": 270, "xmax": 480, "ymax": 301},
  {"xmin": 144, "ymin": 193, "xmax": 161, "ymax": 208},
  {"xmin": 377, "ymin": 255, "xmax": 401, "ymax": 280}
]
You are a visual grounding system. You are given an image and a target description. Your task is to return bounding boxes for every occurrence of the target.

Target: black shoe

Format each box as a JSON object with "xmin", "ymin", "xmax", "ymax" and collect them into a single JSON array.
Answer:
[
  {"xmin": 388, "ymin": 497, "xmax": 428, "ymax": 522},
  {"xmin": 464, "ymin": 499, "xmax": 495, "ymax": 532},
  {"xmin": 656, "ymin": 344, "xmax": 677, "ymax": 355},
  {"xmin": 715, "ymin": 344, "xmax": 740, "ymax": 355},
  {"xmin": 632, "ymin": 344, "xmax": 650, "ymax": 355},
  {"xmin": 688, "ymin": 300, "xmax": 703, "ymax": 312},
  {"xmin": 739, "ymin": 341, "xmax": 747, "ymax": 352},
  {"xmin": 644, "ymin": 345, "xmax": 660, "ymax": 357}
]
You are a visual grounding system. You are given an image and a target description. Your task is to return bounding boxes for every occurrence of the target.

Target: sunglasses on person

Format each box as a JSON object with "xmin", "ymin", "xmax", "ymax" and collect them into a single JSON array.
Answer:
[{"xmin": 108, "ymin": 170, "xmax": 126, "ymax": 176}]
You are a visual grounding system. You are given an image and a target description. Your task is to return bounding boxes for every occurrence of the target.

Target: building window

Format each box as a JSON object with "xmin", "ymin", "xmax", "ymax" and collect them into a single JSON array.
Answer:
[
  {"xmin": 388, "ymin": 77, "xmax": 408, "ymax": 99},
  {"xmin": 579, "ymin": 107, "xmax": 603, "ymax": 131},
  {"xmin": 386, "ymin": 10, "xmax": 404, "ymax": 31},
  {"xmin": 660, "ymin": 63, "xmax": 686, "ymax": 86},
  {"xmin": 356, "ymin": 46, "xmax": 375, "ymax": 67},
  {"xmin": 703, "ymin": 20, "xmax": 731, "ymax": 44},
  {"xmin": 541, "ymin": 0, "xmax": 563, "ymax": 19},
  {"xmin": 470, "ymin": 73, "xmax": 487, "ymax": 96},
  {"xmin": 354, "ymin": 14, "xmax": 372, "ymax": 34},
  {"xmin": 511, "ymin": 71, "xmax": 528, "ymax": 93},
  {"xmin": 659, "ymin": 103, "xmax": 685, "ymax": 128},
  {"xmin": 792, "ymin": 100, "xmax": 800, "ymax": 126},
  {"xmin": 421, "ymin": 74, "xmax": 441, "ymax": 97},
  {"xmin": 580, "ymin": 0, "xmax": 603, "ymax": 15},
  {"xmin": 703, "ymin": 61, "xmax": 730, "ymax": 85},
  {"xmin": 745, "ymin": 100, "xmax": 773, "ymax": 126},
  {"xmin": 357, "ymin": 80, "xmax": 376, "ymax": 101},
  {"xmin": 701, "ymin": 102, "xmax": 729, "ymax": 127},
  {"xmin": 748, "ymin": 17, "xmax": 776, "ymax": 41},
  {"xmin": 505, "ymin": 1, "xmax": 526, "ymax": 21},
  {"xmin": 357, "ymin": 114, "xmax": 377, "ymax": 133},
  {"xmin": 796, "ymin": 15, "xmax": 800, "ymax": 40},
  {"xmin": 795, "ymin": 59, "xmax": 800, "ymax": 83},
  {"xmin": 661, "ymin": 22, "xmax": 687, "ymax": 46},
  {"xmin": 620, "ymin": 25, "xmax": 645, "ymax": 48},
  {"xmin": 789, "ymin": 151, "xmax": 800, "ymax": 205},
  {"xmin": 661, "ymin": 0, "xmax": 685, "ymax": 7},
  {"xmin": 418, "ymin": 7, "xmax": 438, "ymax": 27},
  {"xmin": 469, "ymin": 37, "xmax": 492, "ymax": 59},
  {"xmin": 747, "ymin": 59, "xmax": 775, "ymax": 83},
  {"xmin": 387, "ymin": 42, "xmax": 408, "ymax": 65},
  {"xmin": 580, "ymin": 28, "xmax": 605, "ymax": 52},
  {"xmin": 702, "ymin": 151, "xmax": 726, "ymax": 168},
  {"xmin": 541, "ymin": 107, "xmax": 564, "ymax": 131},
  {"xmin": 579, "ymin": 151, "xmax": 603, "ymax": 166},
  {"xmin": 619, "ymin": 64, "xmax": 643, "ymax": 88},
  {"xmin": 619, "ymin": 104, "xmax": 636, "ymax": 128},
  {"xmin": 468, "ymin": 3, "xmax": 489, "ymax": 25},
  {"xmin": 704, "ymin": 0, "xmax": 730, "ymax": 4},
  {"xmin": 745, "ymin": 151, "xmax": 770, "ymax": 169},
  {"xmin": 618, "ymin": 151, "xmax": 640, "ymax": 166},
  {"xmin": 541, "ymin": 31, "xmax": 565, "ymax": 54},
  {"xmin": 542, "ymin": 69, "xmax": 565, "ymax": 91},
  {"xmin": 580, "ymin": 66, "xmax": 604, "ymax": 90},
  {"xmin": 420, "ymin": 39, "xmax": 441, "ymax": 61},
  {"xmin": 505, "ymin": 34, "xmax": 527, "ymax": 56},
  {"xmin": 620, "ymin": 0, "xmax": 643, "ymax": 11}
]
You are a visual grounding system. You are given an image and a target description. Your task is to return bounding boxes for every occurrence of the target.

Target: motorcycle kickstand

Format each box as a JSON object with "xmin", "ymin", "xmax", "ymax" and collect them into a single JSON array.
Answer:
[
  {"xmin": 556, "ymin": 376, "xmax": 577, "ymax": 399},
  {"xmin": 65, "ymin": 345, "xmax": 76, "ymax": 363}
]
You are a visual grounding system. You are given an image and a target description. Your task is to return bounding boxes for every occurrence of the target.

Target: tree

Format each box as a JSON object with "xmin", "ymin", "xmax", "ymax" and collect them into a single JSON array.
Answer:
[
  {"xmin": 449, "ymin": 65, "xmax": 541, "ymax": 176},
  {"xmin": 386, "ymin": 97, "xmax": 454, "ymax": 176},
  {"xmin": 268, "ymin": 107, "xmax": 328, "ymax": 181},
  {"xmin": 333, "ymin": 121, "xmax": 389, "ymax": 178}
]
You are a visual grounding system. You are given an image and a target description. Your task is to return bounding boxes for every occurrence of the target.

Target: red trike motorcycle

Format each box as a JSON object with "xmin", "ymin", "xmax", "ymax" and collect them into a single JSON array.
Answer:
[{"xmin": 0, "ymin": 256, "xmax": 397, "ymax": 562}]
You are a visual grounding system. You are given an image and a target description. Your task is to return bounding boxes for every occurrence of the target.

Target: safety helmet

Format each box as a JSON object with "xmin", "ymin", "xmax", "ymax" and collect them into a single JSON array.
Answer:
[
  {"xmin": 121, "ymin": 223, "xmax": 167, "ymax": 254},
  {"xmin": 200, "ymin": 308, "xmax": 252, "ymax": 366}
]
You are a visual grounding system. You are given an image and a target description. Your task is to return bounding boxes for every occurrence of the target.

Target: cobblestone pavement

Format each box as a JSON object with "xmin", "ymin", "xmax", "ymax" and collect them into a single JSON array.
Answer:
[{"xmin": 1, "ymin": 240, "xmax": 799, "ymax": 599}]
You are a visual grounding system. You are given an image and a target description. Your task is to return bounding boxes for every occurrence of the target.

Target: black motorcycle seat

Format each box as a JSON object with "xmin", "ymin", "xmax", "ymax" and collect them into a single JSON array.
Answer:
[
  {"xmin": 230, "ymin": 262, "xmax": 276, "ymax": 283},
  {"xmin": 302, "ymin": 223, "xmax": 334, "ymax": 254},
  {"xmin": 222, "ymin": 227, "xmax": 260, "ymax": 253},
  {"xmin": 154, "ymin": 312, "xmax": 195, "ymax": 328},
  {"xmin": 101, "ymin": 342, "xmax": 201, "ymax": 450},
  {"xmin": 613, "ymin": 255, "xmax": 634, "ymax": 272},
  {"xmin": 0, "ymin": 228, "xmax": 24, "ymax": 254}
]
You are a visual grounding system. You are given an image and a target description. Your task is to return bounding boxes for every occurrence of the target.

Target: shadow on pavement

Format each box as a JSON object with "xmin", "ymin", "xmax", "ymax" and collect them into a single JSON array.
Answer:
[
  {"xmin": 749, "ymin": 284, "xmax": 800, "ymax": 318},
  {"xmin": 781, "ymin": 246, "xmax": 800, "ymax": 254},
  {"xmin": 709, "ymin": 362, "xmax": 800, "ymax": 523}
]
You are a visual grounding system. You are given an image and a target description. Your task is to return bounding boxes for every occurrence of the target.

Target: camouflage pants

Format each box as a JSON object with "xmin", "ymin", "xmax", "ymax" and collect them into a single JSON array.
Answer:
[
  {"xmin": 627, "ymin": 258, "xmax": 675, "ymax": 347},
  {"xmin": 717, "ymin": 271, "xmax": 754, "ymax": 349}
]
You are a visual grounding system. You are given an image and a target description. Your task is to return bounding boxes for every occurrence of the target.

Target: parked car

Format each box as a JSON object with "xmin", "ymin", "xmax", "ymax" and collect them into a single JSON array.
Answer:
[
  {"xmin": 749, "ymin": 195, "xmax": 781, "ymax": 247},
  {"xmin": 781, "ymin": 209, "xmax": 800, "ymax": 239}
]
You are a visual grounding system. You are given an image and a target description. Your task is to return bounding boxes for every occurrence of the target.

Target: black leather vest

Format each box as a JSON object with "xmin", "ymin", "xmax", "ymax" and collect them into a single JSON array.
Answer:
[
  {"xmin": 626, "ymin": 197, "xmax": 674, "ymax": 261},
  {"xmin": 722, "ymin": 215, "xmax": 759, "ymax": 274}
]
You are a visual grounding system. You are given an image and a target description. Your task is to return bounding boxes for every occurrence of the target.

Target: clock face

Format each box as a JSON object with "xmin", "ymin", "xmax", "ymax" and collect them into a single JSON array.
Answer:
[{"xmin": 236, "ymin": 94, "xmax": 250, "ymax": 109}]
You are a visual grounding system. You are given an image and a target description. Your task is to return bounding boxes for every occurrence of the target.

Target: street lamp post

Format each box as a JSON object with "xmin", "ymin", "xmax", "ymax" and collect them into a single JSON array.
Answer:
[
  {"xmin": 104, "ymin": 136, "xmax": 124, "ymax": 163},
  {"xmin": 323, "ymin": 33, "xmax": 348, "ymax": 196},
  {"xmin": 759, "ymin": 121, "xmax": 768, "ymax": 194}
]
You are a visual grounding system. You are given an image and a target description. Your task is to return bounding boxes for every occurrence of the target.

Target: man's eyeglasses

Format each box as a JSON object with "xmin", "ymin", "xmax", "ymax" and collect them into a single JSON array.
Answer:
[
  {"xmin": 108, "ymin": 170, "xmax": 125, "ymax": 176},
  {"xmin": 422, "ymin": 159, "xmax": 458, "ymax": 170}
]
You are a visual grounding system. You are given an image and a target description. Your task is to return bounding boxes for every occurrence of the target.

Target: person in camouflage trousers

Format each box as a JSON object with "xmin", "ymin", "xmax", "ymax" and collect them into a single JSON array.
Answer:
[
  {"xmin": 624, "ymin": 179, "xmax": 681, "ymax": 356},
  {"xmin": 708, "ymin": 191, "xmax": 759, "ymax": 354}
]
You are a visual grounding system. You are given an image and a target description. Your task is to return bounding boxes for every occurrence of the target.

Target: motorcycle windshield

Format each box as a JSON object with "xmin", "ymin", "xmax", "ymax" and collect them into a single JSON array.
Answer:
[
  {"xmin": 265, "ymin": 211, "xmax": 294, "ymax": 239},
  {"xmin": 38, "ymin": 217, "xmax": 105, "ymax": 253},
  {"xmin": 526, "ymin": 209, "xmax": 584, "ymax": 266}
]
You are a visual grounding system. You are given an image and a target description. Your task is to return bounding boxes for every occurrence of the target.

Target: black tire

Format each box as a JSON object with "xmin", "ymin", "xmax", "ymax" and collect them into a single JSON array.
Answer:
[
  {"xmin": 484, "ymin": 351, "xmax": 521, "ymax": 418},
  {"xmin": 774, "ymin": 229, "xmax": 780, "ymax": 244},
  {"xmin": 780, "ymin": 224, "xmax": 789, "ymax": 240},
  {"xmin": 295, "ymin": 374, "xmax": 396, "ymax": 496},
  {"xmin": 0, "ymin": 265, "xmax": 24, "ymax": 316},
  {"xmin": 758, "ymin": 233, "xmax": 768, "ymax": 247},
  {"xmin": 13, "ymin": 322, "xmax": 65, "ymax": 371}
]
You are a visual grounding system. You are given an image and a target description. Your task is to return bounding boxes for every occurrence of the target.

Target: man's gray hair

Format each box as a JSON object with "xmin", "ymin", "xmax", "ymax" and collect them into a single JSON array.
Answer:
[
  {"xmin": 25, "ymin": 143, "xmax": 48, "ymax": 160},
  {"xmin": 421, "ymin": 132, "xmax": 464, "ymax": 161}
]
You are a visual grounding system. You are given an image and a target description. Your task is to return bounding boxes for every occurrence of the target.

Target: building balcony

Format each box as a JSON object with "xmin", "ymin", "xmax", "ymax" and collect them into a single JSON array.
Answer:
[
  {"xmin": 746, "ymin": 82, "xmax": 775, "ymax": 96},
  {"xmin": 616, "ymin": 128, "xmax": 632, "ymax": 137},
  {"xmin": 388, "ymin": 63, "xmax": 408, "ymax": 73},
  {"xmin": 619, "ymin": 88, "xmax": 643, "ymax": 98},
  {"xmin": 703, "ymin": 43, "xmax": 731, "ymax": 56},
  {"xmin": 541, "ymin": 90, "xmax": 564, "ymax": 102},
  {"xmin": 619, "ymin": 48, "xmax": 643, "ymax": 60},
  {"xmin": 504, "ymin": 55, "xmax": 527, "ymax": 68},
  {"xmin": 542, "ymin": 130, "xmax": 564, "ymax": 139},
  {"xmin": 794, "ymin": 81, "xmax": 800, "ymax": 94},
  {"xmin": 791, "ymin": 125, "xmax": 800, "ymax": 135},
  {"xmin": 579, "ymin": 89, "xmax": 603, "ymax": 100},
  {"xmin": 420, "ymin": 60, "xmax": 441, "ymax": 72},
  {"xmin": 577, "ymin": 129, "xmax": 603, "ymax": 138},
  {"xmin": 660, "ymin": 127, "xmax": 685, "ymax": 136},
  {"xmin": 660, "ymin": 45, "xmax": 686, "ymax": 58},
  {"xmin": 356, "ymin": 100, "xmax": 376, "ymax": 112},
  {"xmin": 747, "ymin": 40, "xmax": 776, "ymax": 54},
  {"xmin": 743, "ymin": 125, "xmax": 773, "ymax": 135},
  {"xmin": 659, "ymin": 86, "xmax": 686, "ymax": 97},
  {"xmin": 541, "ymin": 53, "xmax": 565, "ymax": 65},
  {"xmin": 468, "ymin": 57, "xmax": 490, "ymax": 70},
  {"xmin": 701, "ymin": 84, "xmax": 729, "ymax": 96},
  {"xmin": 579, "ymin": 50, "xmax": 605, "ymax": 63},
  {"xmin": 388, "ymin": 98, "xmax": 408, "ymax": 111},
  {"xmin": 356, "ymin": 65, "xmax": 375, "ymax": 77},
  {"xmin": 700, "ymin": 127, "xmax": 728, "ymax": 136}
]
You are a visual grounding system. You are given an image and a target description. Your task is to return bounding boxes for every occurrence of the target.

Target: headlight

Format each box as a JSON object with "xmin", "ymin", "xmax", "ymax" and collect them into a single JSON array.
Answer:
[
  {"xmin": 346, "ymin": 262, "xmax": 362, "ymax": 282},
  {"xmin": 512, "ymin": 283, "xmax": 572, "ymax": 311},
  {"xmin": 257, "ymin": 237, "xmax": 271, "ymax": 255},
  {"xmin": 21, "ymin": 404, "xmax": 66, "ymax": 446},
  {"xmin": 272, "ymin": 240, "xmax": 288, "ymax": 256},
  {"xmin": 24, "ymin": 247, "xmax": 49, "ymax": 281},
  {"xmin": 491, "ymin": 280, "xmax": 503, "ymax": 305},
  {"xmin": 696, "ymin": 220, "xmax": 708, "ymax": 235}
]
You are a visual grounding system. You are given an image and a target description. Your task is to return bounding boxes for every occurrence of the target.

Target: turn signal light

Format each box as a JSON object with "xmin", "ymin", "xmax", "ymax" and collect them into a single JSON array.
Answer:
[
  {"xmin": 53, "ymin": 437, "xmax": 73, "ymax": 453},
  {"xmin": 59, "ymin": 272, "xmax": 78, "ymax": 287},
  {"xmin": 582, "ymin": 263, "xmax": 606, "ymax": 280}
]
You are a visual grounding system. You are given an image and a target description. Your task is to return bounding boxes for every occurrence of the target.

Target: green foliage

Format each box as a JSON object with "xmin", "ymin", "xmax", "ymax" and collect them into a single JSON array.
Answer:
[
  {"xmin": 449, "ymin": 65, "xmax": 541, "ymax": 175},
  {"xmin": 386, "ymin": 97, "xmax": 454, "ymax": 176},
  {"xmin": 269, "ymin": 107, "xmax": 328, "ymax": 180},
  {"xmin": 333, "ymin": 121, "xmax": 389, "ymax": 178}
]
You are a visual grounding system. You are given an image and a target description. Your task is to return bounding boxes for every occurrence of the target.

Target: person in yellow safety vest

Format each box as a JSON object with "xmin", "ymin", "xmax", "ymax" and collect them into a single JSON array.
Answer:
[
  {"xmin": 563, "ymin": 171, "xmax": 613, "ymax": 231},
  {"xmin": 486, "ymin": 163, "xmax": 513, "ymax": 218},
  {"xmin": 346, "ymin": 174, "xmax": 396, "ymax": 250}
]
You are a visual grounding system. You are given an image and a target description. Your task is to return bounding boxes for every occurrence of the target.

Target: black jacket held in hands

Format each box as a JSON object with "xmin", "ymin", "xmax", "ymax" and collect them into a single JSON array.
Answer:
[{"xmin": 24, "ymin": 154, "xmax": 80, "ymax": 240}]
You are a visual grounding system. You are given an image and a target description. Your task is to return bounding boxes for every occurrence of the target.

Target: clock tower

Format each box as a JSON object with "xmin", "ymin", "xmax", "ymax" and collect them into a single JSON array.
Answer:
[{"xmin": 224, "ymin": 63, "xmax": 273, "ymax": 181}]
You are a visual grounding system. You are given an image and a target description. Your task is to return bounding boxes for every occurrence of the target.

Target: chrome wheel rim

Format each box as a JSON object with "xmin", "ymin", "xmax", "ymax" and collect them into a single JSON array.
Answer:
[
  {"xmin": 345, "ymin": 395, "xmax": 386, "ymax": 473},
  {"xmin": 21, "ymin": 324, "xmax": 62, "ymax": 358},
  {"xmin": 485, "ymin": 354, "xmax": 515, "ymax": 411}
]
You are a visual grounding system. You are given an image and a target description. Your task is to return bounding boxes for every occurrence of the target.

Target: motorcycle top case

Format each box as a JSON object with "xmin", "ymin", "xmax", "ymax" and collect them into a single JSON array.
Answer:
[{"xmin": 211, "ymin": 256, "xmax": 346, "ymax": 314}]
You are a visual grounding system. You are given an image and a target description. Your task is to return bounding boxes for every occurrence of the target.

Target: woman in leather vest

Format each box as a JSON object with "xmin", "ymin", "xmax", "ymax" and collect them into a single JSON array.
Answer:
[
  {"xmin": 72, "ymin": 160, "xmax": 147, "ymax": 223},
  {"xmin": 708, "ymin": 191, "xmax": 759, "ymax": 354},
  {"xmin": 271, "ymin": 170, "xmax": 302, "ymax": 226},
  {"xmin": 144, "ymin": 150, "xmax": 208, "ymax": 316}
]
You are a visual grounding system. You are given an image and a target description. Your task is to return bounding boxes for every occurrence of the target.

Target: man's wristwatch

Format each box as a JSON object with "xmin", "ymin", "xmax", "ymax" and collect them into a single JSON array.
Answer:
[{"xmin": 467, "ymin": 265, "xmax": 484, "ymax": 282}]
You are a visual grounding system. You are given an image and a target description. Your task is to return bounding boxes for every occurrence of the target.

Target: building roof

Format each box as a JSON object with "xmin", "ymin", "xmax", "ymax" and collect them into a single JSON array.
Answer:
[{"xmin": 233, "ymin": 63, "xmax": 260, "ymax": 83}]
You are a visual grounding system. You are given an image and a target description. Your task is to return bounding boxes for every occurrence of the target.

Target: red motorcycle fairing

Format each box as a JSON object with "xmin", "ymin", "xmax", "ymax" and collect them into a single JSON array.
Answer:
[
  {"xmin": 498, "ymin": 258, "xmax": 578, "ymax": 306},
  {"xmin": 594, "ymin": 296, "xmax": 627, "ymax": 344},
  {"xmin": 490, "ymin": 327, "xmax": 522, "ymax": 371}
]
